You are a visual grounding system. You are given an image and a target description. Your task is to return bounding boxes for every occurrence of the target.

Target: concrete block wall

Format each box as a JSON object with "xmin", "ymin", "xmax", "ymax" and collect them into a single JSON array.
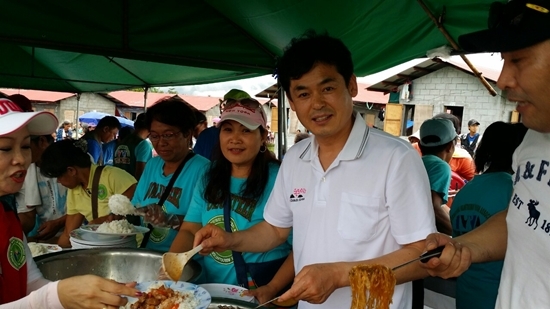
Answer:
[
  {"xmin": 59, "ymin": 93, "xmax": 115, "ymax": 125},
  {"xmin": 404, "ymin": 66, "xmax": 517, "ymax": 134}
]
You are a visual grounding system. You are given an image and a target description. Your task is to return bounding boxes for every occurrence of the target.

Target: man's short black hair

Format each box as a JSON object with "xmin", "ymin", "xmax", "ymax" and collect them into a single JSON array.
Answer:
[
  {"xmin": 96, "ymin": 116, "xmax": 121, "ymax": 130},
  {"xmin": 277, "ymin": 30, "xmax": 354, "ymax": 100}
]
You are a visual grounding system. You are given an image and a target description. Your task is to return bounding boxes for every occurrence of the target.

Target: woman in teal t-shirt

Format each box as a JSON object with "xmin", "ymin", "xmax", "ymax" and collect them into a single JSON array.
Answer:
[
  {"xmin": 171, "ymin": 90, "xmax": 292, "ymax": 302},
  {"xmin": 450, "ymin": 122, "xmax": 527, "ymax": 309}
]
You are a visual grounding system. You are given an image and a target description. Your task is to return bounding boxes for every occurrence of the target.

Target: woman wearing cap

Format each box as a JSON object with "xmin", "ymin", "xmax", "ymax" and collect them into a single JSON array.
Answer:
[
  {"xmin": 450, "ymin": 122, "xmax": 527, "ymax": 309},
  {"xmin": 170, "ymin": 90, "xmax": 292, "ymax": 303},
  {"xmin": 131, "ymin": 98, "xmax": 210, "ymax": 252},
  {"xmin": 0, "ymin": 98, "xmax": 139, "ymax": 308},
  {"xmin": 40, "ymin": 139, "xmax": 137, "ymax": 248}
]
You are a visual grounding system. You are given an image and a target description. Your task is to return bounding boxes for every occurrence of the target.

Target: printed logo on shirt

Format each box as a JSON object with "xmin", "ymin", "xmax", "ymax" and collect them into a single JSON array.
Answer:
[
  {"xmin": 114, "ymin": 145, "xmax": 131, "ymax": 165},
  {"xmin": 206, "ymin": 194, "xmax": 258, "ymax": 222},
  {"xmin": 207, "ymin": 215, "xmax": 237, "ymax": 265},
  {"xmin": 511, "ymin": 159, "xmax": 550, "ymax": 235},
  {"xmin": 144, "ymin": 182, "xmax": 182, "ymax": 209},
  {"xmin": 7, "ymin": 237, "xmax": 26, "ymax": 270},
  {"xmin": 289, "ymin": 188, "xmax": 306, "ymax": 202},
  {"xmin": 450, "ymin": 203, "xmax": 491, "ymax": 237},
  {"xmin": 149, "ymin": 227, "xmax": 169, "ymax": 243},
  {"xmin": 98, "ymin": 184, "xmax": 108, "ymax": 200}
]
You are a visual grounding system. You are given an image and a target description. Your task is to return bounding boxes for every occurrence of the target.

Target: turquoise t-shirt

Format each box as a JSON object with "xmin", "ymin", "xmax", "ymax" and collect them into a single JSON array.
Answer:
[
  {"xmin": 450, "ymin": 172, "xmax": 513, "ymax": 309},
  {"xmin": 185, "ymin": 162, "xmax": 291, "ymax": 285},
  {"xmin": 422, "ymin": 155, "xmax": 452, "ymax": 203},
  {"xmin": 132, "ymin": 154, "xmax": 210, "ymax": 252}
]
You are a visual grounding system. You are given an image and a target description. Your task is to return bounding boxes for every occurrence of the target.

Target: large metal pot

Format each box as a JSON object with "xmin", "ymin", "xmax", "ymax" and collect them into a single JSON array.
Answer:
[{"xmin": 34, "ymin": 248, "xmax": 201, "ymax": 283}]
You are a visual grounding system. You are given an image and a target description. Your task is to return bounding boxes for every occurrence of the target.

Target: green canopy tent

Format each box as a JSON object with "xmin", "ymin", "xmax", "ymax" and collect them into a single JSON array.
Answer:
[
  {"xmin": 0, "ymin": 0, "xmax": 498, "ymax": 92},
  {"xmin": 0, "ymin": 0, "xmax": 500, "ymax": 156}
]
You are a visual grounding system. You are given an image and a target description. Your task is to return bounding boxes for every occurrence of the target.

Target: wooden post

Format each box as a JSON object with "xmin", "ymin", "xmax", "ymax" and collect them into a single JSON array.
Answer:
[{"xmin": 417, "ymin": 0, "xmax": 498, "ymax": 97}]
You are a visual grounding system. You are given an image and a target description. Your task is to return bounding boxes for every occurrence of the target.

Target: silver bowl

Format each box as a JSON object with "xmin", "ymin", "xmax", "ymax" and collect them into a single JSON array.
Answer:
[{"xmin": 34, "ymin": 248, "xmax": 201, "ymax": 283}]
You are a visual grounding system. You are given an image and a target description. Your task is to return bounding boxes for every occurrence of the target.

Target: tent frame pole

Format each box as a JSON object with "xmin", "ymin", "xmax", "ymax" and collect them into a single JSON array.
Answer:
[{"xmin": 417, "ymin": 0, "xmax": 497, "ymax": 97}]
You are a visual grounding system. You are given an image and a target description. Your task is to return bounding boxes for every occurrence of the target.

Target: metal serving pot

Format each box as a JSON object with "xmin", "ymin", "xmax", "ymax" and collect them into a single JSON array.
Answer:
[
  {"xmin": 208, "ymin": 297, "xmax": 263, "ymax": 309},
  {"xmin": 34, "ymin": 248, "xmax": 201, "ymax": 283}
]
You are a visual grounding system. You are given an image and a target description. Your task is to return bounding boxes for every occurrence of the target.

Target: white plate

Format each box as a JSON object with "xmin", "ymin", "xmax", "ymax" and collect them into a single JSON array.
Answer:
[
  {"xmin": 126, "ymin": 281, "xmax": 211, "ymax": 309},
  {"xmin": 199, "ymin": 283, "xmax": 255, "ymax": 303},
  {"xmin": 79, "ymin": 224, "xmax": 149, "ymax": 237},
  {"xmin": 69, "ymin": 230, "xmax": 134, "ymax": 245},
  {"xmin": 43, "ymin": 244, "xmax": 62, "ymax": 253}
]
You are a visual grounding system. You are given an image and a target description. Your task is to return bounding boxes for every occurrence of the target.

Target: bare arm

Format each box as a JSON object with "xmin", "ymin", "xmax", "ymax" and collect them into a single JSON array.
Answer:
[
  {"xmin": 18, "ymin": 209, "xmax": 37, "ymax": 235},
  {"xmin": 122, "ymin": 184, "xmax": 136, "ymax": 201},
  {"xmin": 135, "ymin": 162, "xmax": 146, "ymax": 181},
  {"xmin": 278, "ymin": 240, "xmax": 429, "ymax": 304},
  {"xmin": 456, "ymin": 209, "xmax": 507, "ymax": 262},
  {"xmin": 195, "ymin": 221, "xmax": 291, "ymax": 254},
  {"xmin": 245, "ymin": 251, "xmax": 296, "ymax": 304},
  {"xmin": 170, "ymin": 222, "xmax": 202, "ymax": 253},
  {"xmin": 431, "ymin": 191, "xmax": 452, "ymax": 235},
  {"xmin": 421, "ymin": 209, "xmax": 508, "ymax": 279},
  {"xmin": 58, "ymin": 214, "xmax": 85, "ymax": 248}
]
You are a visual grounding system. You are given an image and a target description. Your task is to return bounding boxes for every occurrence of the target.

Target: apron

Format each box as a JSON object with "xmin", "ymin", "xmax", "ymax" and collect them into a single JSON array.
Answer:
[{"xmin": 0, "ymin": 196, "xmax": 28, "ymax": 304}]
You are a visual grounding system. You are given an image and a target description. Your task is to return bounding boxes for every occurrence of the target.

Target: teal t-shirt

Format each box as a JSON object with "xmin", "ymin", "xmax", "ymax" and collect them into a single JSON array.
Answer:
[
  {"xmin": 450, "ymin": 172, "xmax": 513, "ymax": 309},
  {"xmin": 132, "ymin": 155, "xmax": 210, "ymax": 252},
  {"xmin": 185, "ymin": 162, "xmax": 291, "ymax": 285},
  {"xmin": 422, "ymin": 154, "xmax": 452, "ymax": 203}
]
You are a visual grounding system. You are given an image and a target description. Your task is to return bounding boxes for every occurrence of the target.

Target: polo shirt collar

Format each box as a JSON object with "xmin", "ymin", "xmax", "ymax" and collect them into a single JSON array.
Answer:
[{"xmin": 299, "ymin": 112, "xmax": 370, "ymax": 161}]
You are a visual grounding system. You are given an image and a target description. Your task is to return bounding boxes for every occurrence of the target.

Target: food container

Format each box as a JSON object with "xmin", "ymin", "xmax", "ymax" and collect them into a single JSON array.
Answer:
[{"xmin": 34, "ymin": 248, "xmax": 202, "ymax": 283}]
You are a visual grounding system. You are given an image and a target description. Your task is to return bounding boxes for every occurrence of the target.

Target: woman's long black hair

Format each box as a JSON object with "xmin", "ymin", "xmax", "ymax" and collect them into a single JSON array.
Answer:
[
  {"xmin": 474, "ymin": 121, "xmax": 528, "ymax": 173},
  {"xmin": 203, "ymin": 127, "xmax": 280, "ymax": 204}
]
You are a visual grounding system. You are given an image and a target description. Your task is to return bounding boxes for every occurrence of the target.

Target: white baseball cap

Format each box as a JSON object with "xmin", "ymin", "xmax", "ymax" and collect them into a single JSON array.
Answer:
[{"xmin": 0, "ymin": 98, "xmax": 58, "ymax": 136}]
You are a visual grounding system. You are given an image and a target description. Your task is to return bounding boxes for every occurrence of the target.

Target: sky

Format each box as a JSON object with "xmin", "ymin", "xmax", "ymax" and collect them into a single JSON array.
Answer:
[{"xmin": 173, "ymin": 53, "xmax": 504, "ymax": 97}]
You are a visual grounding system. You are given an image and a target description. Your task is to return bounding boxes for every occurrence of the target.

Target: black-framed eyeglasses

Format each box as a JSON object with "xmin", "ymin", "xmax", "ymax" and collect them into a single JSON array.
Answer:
[{"xmin": 148, "ymin": 131, "xmax": 182, "ymax": 142}]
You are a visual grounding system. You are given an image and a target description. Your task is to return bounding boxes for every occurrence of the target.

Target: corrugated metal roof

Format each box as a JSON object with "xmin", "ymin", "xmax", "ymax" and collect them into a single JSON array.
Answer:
[{"xmin": 0, "ymin": 88, "xmax": 74, "ymax": 102}]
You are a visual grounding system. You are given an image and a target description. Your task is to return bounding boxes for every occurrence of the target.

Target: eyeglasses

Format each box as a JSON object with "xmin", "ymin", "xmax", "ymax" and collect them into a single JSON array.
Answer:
[{"xmin": 149, "ymin": 131, "xmax": 181, "ymax": 142}]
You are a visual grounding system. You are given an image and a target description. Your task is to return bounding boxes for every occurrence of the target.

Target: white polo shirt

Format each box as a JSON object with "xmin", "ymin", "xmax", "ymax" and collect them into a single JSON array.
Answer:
[{"xmin": 264, "ymin": 113, "xmax": 436, "ymax": 309}]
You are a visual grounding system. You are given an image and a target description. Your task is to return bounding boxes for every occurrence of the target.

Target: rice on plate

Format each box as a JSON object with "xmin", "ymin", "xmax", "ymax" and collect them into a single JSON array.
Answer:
[
  {"xmin": 96, "ymin": 219, "xmax": 135, "ymax": 234},
  {"xmin": 126, "ymin": 282, "xmax": 199, "ymax": 309}
]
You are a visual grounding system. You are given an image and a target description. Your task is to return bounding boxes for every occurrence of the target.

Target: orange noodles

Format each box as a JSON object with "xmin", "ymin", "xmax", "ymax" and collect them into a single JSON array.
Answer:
[{"xmin": 350, "ymin": 264, "xmax": 396, "ymax": 309}]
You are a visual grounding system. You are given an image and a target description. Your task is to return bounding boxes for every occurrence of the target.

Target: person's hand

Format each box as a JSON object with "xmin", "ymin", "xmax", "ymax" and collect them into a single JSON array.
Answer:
[
  {"xmin": 35, "ymin": 220, "xmax": 63, "ymax": 241},
  {"xmin": 243, "ymin": 284, "xmax": 278, "ymax": 305},
  {"xmin": 278, "ymin": 263, "xmax": 343, "ymax": 304},
  {"xmin": 57, "ymin": 275, "xmax": 141, "ymax": 309},
  {"xmin": 193, "ymin": 224, "xmax": 234, "ymax": 255},
  {"xmin": 135, "ymin": 204, "xmax": 181, "ymax": 229},
  {"xmin": 420, "ymin": 233, "xmax": 472, "ymax": 279}
]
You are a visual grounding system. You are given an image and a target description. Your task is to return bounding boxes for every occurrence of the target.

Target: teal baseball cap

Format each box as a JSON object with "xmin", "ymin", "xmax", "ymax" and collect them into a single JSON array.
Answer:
[{"xmin": 419, "ymin": 118, "xmax": 458, "ymax": 147}]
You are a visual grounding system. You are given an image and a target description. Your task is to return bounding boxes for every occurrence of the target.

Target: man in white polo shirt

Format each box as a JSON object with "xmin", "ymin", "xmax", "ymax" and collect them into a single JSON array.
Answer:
[{"xmin": 195, "ymin": 32, "xmax": 437, "ymax": 309}]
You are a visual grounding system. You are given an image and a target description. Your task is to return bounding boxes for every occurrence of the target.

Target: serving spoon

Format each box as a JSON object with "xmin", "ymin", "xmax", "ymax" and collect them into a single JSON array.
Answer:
[{"xmin": 162, "ymin": 244, "xmax": 203, "ymax": 281}]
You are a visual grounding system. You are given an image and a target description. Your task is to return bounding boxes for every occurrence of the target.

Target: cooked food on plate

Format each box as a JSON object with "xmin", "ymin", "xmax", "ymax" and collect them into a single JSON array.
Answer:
[{"xmin": 129, "ymin": 283, "xmax": 198, "ymax": 309}]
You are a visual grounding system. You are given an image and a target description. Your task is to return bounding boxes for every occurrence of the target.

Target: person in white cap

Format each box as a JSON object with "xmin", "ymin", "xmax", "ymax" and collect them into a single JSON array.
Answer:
[
  {"xmin": 170, "ymin": 89, "xmax": 293, "ymax": 305},
  {"xmin": 422, "ymin": 0, "xmax": 550, "ymax": 308},
  {"xmin": 0, "ymin": 98, "xmax": 140, "ymax": 308}
]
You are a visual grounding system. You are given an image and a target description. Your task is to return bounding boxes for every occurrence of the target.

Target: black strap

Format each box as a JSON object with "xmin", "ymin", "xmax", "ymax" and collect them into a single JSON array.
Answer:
[
  {"xmin": 140, "ymin": 151, "xmax": 195, "ymax": 248},
  {"xmin": 91, "ymin": 165, "xmax": 106, "ymax": 220},
  {"xmin": 223, "ymin": 196, "xmax": 250, "ymax": 287}
]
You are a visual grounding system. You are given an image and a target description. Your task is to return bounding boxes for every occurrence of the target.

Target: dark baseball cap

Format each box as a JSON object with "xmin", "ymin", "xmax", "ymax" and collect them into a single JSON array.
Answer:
[
  {"xmin": 459, "ymin": 0, "xmax": 550, "ymax": 52},
  {"xmin": 468, "ymin": 119, "xmax": 480, "ymax": 126}
]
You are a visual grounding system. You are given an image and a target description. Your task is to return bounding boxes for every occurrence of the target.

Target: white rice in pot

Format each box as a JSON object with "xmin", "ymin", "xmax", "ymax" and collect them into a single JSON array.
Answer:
[{"xmin": 96, "ymin": 219, "xmax": 135, "ymax": 234}]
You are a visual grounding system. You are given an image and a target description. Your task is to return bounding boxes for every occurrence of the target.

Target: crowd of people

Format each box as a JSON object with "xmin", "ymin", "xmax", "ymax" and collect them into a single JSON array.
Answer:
[{"xmin": 1, "ymin": 0, "xmax": 549, "ymax": 308}]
